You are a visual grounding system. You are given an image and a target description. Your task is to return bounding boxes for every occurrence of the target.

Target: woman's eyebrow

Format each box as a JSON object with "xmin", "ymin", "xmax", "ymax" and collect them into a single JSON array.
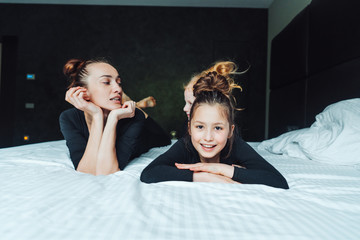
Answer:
[
  {"xmin": 99, "ymin": 74, "xmax": 113, "ymax": 78},
  {"xmin": 99, "ymin": 75, "xmax": 121, "ymax": 80}
]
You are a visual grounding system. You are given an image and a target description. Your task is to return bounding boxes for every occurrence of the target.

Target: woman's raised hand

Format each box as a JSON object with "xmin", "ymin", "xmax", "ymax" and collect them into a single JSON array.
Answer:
[
  {"xmin": 109, "ymin": 100, "xmax": 136, "ymax": 121},
  {"xmin": 65, "ymin": 87, "xmax": 101, "ymax": 116}
]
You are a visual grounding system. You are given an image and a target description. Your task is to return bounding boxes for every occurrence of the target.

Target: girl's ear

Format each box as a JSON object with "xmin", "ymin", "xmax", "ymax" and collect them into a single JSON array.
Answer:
[{"xmin": 228, "ymin": 124, "xmax": 235, "ymax": 138}]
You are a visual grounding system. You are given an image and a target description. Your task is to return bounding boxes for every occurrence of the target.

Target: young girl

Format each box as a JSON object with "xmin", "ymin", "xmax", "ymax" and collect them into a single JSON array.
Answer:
[
  {"xmin": 141, "ymin": 71, "xmax": 289, "ymax": 189},
  {"xmin": 59, "ymin": 58, "xmax": 170, "ymax": 175}
]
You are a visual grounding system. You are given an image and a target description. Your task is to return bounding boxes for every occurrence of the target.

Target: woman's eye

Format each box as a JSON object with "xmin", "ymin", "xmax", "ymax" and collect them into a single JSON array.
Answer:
[
  {"xmin": 102, "ymin": 81, "xmax": 110, "ymax": 85},
  {"xmin": 215, "ymin": 126, "xmax": 223, "ymax": 130},
  {"xmin": 195, "ymin": 125, "xmax": 203, "ymax": 129}
]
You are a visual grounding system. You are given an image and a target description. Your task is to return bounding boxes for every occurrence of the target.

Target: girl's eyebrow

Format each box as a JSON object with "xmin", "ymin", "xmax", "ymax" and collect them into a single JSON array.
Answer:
[{"xmin": 193, "ymin": 120, "xmax": 225, "ymax": 125}]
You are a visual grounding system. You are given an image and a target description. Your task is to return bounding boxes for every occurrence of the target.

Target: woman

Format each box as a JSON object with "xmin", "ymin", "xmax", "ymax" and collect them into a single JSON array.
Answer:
[
  {"xmin": 59, "ymin": 58, "xmax": 170, "ymax": 175},
  {"xmin": 141, "ymin": 71, "xmax": 289, "ymax": 189}
]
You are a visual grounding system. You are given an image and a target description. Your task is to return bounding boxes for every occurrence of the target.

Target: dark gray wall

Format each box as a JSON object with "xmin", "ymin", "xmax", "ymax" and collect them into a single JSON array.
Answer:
[{"xmin": 0, "ymin": 3, "xmax": 268, "ymax": 147}]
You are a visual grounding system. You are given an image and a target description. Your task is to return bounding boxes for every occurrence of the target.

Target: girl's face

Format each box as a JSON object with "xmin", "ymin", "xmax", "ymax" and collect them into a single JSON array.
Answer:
[
  {"xmin": 183, "ymin": 88, "xmax": 195, "ymax": 119},
  {"xmin": 189, "ymin": 103, "xmax": 234, "ymax": 163},
  {"xmin": 86, "ymin": 62, "xmax": 123, "ymax": 112}
]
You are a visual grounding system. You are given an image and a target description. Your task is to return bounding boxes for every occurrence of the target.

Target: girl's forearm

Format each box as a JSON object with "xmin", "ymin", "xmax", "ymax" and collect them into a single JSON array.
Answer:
[{"xmin": 193, "ymin": 172, "xmax": 238, "ymax": 184}]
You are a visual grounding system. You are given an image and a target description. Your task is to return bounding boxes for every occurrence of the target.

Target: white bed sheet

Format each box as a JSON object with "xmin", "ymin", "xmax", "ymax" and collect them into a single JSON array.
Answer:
[{"xmin": 1, "ymin": 140, "xmax": 360, "ymax": 240}]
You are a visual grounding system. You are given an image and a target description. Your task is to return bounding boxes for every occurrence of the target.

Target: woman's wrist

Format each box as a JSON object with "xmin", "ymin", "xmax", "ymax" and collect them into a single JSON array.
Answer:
[{"xmin": 106, "ymin": 112, "xmax": 120, "ymax": 125}]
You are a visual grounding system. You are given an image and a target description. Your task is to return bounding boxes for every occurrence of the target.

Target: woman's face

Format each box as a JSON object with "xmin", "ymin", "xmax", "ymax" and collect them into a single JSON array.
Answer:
[
  {"xmin": 85, "ymin": 62, "xmax": 123, "ymax": 112},
  {"xmin": 189, "ymin": 103, "xmax": 234, "ymax": 163},
  {"xmin": 183, "ymin": 88, "xmax": 196, "ymax": 119}
]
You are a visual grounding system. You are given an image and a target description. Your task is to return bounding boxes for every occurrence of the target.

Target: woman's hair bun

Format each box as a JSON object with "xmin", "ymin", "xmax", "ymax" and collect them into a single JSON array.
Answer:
[
  {"xmin": 63, "ymin": 59, "xmax": 85, "ymax": 77},
  {"xmin": 63, "ymin": 59, "xmax": 88, "ymax": 88}
]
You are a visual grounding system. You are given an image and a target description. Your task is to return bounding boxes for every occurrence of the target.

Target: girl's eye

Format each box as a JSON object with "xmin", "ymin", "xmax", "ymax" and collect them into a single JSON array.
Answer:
[
  {"xmin": 195, "ymin": 125, "xmax": 203, "ymax": 129},
  {"xmin": 102, "ymin": 81, "xmax": 110, "ymax": 85},
  {"xmin": 215, "ymin": 126, "xmax": 223, "ymax": 131}
]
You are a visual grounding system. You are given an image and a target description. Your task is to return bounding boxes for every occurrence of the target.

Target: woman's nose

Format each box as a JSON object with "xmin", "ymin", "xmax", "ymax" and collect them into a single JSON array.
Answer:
[{"xmin": 113, "ymin": 83, "xmax": 122, "ymax": 93}]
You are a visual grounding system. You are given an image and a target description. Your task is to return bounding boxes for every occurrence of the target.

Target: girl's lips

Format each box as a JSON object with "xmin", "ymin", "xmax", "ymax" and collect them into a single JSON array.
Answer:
[{"xmin": 200, "ymin": 143, "xmax": 217, "ymax": 151}]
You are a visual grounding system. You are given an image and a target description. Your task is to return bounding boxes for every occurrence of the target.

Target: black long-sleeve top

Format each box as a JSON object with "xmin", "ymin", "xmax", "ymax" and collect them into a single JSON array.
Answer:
[
  {"xmin": 141, "ymin": 135, "xmax": 289, "ymax": 189},
  {"xmin": 59, "ymin": 108, "xmax": 170, "ymax": 170}
]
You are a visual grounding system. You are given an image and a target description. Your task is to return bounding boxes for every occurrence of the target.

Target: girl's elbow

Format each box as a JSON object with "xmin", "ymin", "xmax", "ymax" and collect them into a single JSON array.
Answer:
[
  {"xmin": 276, "ymin": 178, "xmax": 289, "ymax": 189},
  {"xmin": 140, "ymin": 169, "xmax": 155, "ymax": 183},
  {"xmin": 282, "ymin": 181, "xmax": 290, "ymax": 190}
]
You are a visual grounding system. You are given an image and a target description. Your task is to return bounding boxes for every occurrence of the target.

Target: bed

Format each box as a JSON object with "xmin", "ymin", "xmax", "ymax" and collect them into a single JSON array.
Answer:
[
  {"xmin": 1, "ymin": 124, "xmax": 360, "ymax": 240},
  {"xmin": 2, "ymin": 0, "xmax": 360, "ymax": 239}
]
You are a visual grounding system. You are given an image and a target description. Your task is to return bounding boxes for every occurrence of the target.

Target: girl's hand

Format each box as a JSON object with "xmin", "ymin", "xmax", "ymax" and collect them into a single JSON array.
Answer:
[
  {"xmin": 108, "ymin": 101, "xmax": 136, "ymax": 121},
  {"xmin": 65, "ymin": 87, "xmax": 101, "ymax": 116},
  {"xmin": 193, "ymin": 172, "xmax": 239, "ymax": 184},
  {"xmin": 232, "ymin": 164, "xmax": 246, "ymax": 169},
  {"xmin": 175, "ymin": 162, "xmax": 235, "ymax": 179}
]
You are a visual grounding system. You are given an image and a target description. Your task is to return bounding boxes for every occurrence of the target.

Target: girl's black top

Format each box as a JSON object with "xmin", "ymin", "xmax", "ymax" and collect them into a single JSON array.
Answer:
[{"xmin": 141, "ymin": 135, "xmax": 289, "ymax": 189}]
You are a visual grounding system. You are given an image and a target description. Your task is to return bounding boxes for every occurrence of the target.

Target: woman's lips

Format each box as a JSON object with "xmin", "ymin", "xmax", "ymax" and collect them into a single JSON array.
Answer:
[{"xmin": 110, "ymin": 97, "xmax": 121, "ymax": 104}]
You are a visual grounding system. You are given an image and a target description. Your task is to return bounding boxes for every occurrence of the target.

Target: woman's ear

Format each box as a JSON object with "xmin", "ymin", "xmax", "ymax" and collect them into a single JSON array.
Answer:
[
  {"xmin": 228, "ymin": 124, "xmax": 235, "ymax": 138},
  {"xmin": 83, "ymin": 89, "xmax": 91, "ymax": 101}
]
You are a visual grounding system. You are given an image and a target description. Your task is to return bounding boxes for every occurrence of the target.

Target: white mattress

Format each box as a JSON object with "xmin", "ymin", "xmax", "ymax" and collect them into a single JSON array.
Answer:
[{"xmin": 1, "ymin": 140, "xmax": 360, "ymax": 240}]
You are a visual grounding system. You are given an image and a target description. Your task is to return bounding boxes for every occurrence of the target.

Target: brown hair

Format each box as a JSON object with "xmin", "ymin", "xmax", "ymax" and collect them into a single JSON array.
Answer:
[
  {"xmin": 63, "ymin": 58, "xmax": 108, "ymax": 89},
  {"xmin": 185, "ymin": 61, "xmax": 244, "ymax": 92},
  {"xmin": 188, "ymin": 71, "xmax": 236, "ymax": 160}
]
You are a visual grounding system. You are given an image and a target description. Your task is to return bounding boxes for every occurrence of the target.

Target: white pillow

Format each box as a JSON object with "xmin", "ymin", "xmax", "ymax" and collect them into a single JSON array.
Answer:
[{"xmin": 259, "ymin": 98, "xmax": 360, "ymax": 165}]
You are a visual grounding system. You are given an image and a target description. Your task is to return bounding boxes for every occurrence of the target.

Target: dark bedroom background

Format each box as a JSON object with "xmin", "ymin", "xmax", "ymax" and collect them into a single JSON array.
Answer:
[{"xmin": 0, "ymin": 3, "xmax": 268, "ymax": 148}]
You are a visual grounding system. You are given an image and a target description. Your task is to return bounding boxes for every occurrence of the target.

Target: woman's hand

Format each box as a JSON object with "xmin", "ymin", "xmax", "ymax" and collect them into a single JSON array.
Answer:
[
  {"xmin": 175, "ymin": 162, "xmax": 235, "ymax": 179},
  {"xmin": 193, "ymin": 172, "xmax": 239, "ymax": 184},
  {"xmin": 108, "ymin": 100, "xmax": 136, "ymax": 121},
  {"xmin": 65, "ymin": 87, "xmax": 101, "ymax": 116}
]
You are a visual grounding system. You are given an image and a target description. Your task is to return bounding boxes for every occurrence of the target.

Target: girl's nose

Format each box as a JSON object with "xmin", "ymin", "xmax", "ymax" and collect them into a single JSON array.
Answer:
[{"xmin": 204, "ymin": 129, "xmax": 214, "ymax": 141}]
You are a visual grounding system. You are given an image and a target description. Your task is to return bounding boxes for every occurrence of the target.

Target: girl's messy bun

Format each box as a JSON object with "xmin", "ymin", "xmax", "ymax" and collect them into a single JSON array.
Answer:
[
  {"xmin": 207, "ymin": 61, "xmax": 237, "ymax": 77},
  {"xmin": 193, "ymin": 71, "xmax": 232, "ymax": 100},
  {"xmin": 185, "ymin": 61, "xmax": 243, "ymax": 92}
]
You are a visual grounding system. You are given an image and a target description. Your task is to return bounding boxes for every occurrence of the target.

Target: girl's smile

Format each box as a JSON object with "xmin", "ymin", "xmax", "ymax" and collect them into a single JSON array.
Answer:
[{"xmin": 189, "ymin": 103, "xmax": 234, "ymax": 163}]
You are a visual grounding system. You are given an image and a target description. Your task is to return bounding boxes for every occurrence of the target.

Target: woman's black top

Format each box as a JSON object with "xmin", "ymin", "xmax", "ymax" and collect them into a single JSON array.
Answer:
[
  {"xmin": 59, "ymin": 108, "xmax": 171, "ymax": 170},
  {"xmin": 141, "ymin": 135, "xmax": 289, "ymax": 189}
]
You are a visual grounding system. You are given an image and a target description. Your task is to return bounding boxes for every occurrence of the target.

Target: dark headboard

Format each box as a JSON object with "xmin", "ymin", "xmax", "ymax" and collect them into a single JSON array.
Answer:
[{"xmin": 269, "ymin": 0, "xmax": 360, "ymax": 138}]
